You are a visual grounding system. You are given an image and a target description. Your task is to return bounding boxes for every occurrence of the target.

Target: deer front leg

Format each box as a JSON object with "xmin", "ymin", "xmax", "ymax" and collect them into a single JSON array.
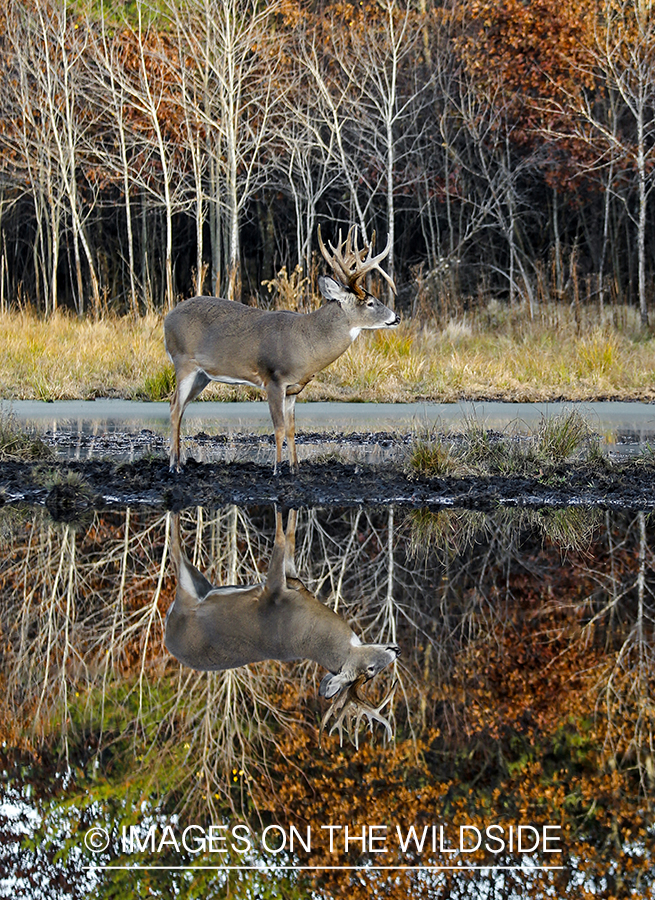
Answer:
[
  {"xmin": 284, "ymin": 508, "xmax": 298, "ymax": 578},
  {"xmin": 284, "ymin": 394, "xmax": 298, "ymax": 473},
  {"xmin": 169, "ymin": 386, "xmax": 182, "ymax": 472},
  {"xmin": 266, "ymin": 380, "xmax": 287, "ymax": 474}
]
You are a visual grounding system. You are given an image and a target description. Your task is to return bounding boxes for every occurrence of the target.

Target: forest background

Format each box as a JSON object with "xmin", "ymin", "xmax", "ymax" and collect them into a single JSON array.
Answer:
[
  {"xmin": 2, "ymin": 0, "xmax": 655, "ymax": 332},
  {"xmin": 4, "ymin": 0, "xmax": 655, "ymax": 403}
]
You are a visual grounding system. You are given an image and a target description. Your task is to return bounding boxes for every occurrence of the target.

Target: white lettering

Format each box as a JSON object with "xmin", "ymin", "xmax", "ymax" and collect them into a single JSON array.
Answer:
[
  {"xmin": 344, "ymin": 825, "xmax": 367, "ymax": 852},
  {"xmin": 207, "ymin": 825, "xmax": 229, "ymax": 853},
  {"xmin": 290, "ymin": 825, "xmax": 311, "ymax": 853},
  {"xmin": 368, "ymin": 825, "xmax": 387, "ymax": 853},
  {"xmin": 232, "ymin": 824, "xmax": 252, "ymax": 854},
  {"xmin": 396, "ymin": 825, "xmax": 429, "ymax": 853},
  {"xmin": 182, "ymin": 825, "xmax": 205, "ymax": 854},
  {"xmin": 542, "ymin": 826, "xmax": 561, "ymax": 853},
  {"xmin": 157, "ymin": 825, "xmax": 180, "ymax": 853},
  {"xmin": 321, "ymin": 825, "xmax": 342, "ymax": 853},
  {"xmin": 262, "ymin": 825, "xmax": 286, "ymax": 854},
  {"xmin": 518, "ymin": 826, "xmax": 540, "ymax": 854},
  {"xmin": 439, "ymin": 825, "xmax": 457, "ymax": 854},
  {"xmin": 124, "ymin": 825, "xmax": 156, "ymax": 853},
  {"xmin": 484, "ymin": 825, "xmax": 505, "ymax": 854},
  {"xmin": 460, "ymin": 826, "xmax": 481, "ymax": 852}
]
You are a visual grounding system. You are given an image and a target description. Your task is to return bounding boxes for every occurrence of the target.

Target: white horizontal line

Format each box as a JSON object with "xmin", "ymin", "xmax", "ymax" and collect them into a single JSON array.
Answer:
[{"xmin": 83, "ymin": 865, "xmax": 565, "ymax": 872}]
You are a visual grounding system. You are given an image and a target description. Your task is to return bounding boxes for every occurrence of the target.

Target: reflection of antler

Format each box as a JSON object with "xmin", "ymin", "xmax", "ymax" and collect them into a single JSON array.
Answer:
[
  {"xmin": 319, "ymin": 674, "xmax": 397, "ymax": 750},
  {"xmin": 318, "ymin": 225, "xmax": 396, "ymax": 298}
]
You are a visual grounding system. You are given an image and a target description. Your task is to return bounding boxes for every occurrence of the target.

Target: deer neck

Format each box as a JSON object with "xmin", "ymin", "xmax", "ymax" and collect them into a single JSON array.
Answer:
[
  {"xmin": 283, "ymin": 593, "xmax": 356, "ymax": 672},
  {"xmin": 305, "ymin": 302, "xmax": 359, "ymax": 367}
]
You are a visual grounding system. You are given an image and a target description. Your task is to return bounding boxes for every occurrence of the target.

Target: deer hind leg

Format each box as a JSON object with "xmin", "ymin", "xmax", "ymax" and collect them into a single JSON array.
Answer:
[{"xmin": 169, "ymin": 367, "xmax": 211, "ymax": 472}]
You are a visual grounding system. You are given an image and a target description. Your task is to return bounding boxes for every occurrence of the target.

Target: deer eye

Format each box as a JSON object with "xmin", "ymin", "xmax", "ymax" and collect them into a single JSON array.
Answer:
[
  {"xmin": 366, "ymin": 299, "xmax": 375, "ymax": 308},
  {"xmin": 367, "ymin": 664, "xmax": 377, "ymax": 676}
]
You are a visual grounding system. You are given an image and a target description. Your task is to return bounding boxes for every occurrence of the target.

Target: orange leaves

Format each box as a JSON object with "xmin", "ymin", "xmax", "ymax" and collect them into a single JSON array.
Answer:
[{"xmin": 454, "ymin": 0, "xmax": 598, "ymax": 126}]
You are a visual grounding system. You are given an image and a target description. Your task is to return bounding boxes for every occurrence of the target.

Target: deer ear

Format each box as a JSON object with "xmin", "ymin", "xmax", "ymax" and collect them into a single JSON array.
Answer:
[
  {"xmin": 319, "ymin": 670, "xmax": 351, "ymax": 698},
  {"xmin": 318, "ymin": 275, "xmax": 346, "ymax": 305},
  {"xmin": 178, "ymin": 560, "xmax": 215, "ymax": 603}
]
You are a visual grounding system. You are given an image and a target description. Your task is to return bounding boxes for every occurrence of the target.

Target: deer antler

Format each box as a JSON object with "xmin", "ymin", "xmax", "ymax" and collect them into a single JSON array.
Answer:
[
  {"xmin": 319, "ymin": 674, "xmax": 397, "ymax": 750},
  {"xmin": 318, "ymin": 225, "xmax": 396, "ymax": 298}
]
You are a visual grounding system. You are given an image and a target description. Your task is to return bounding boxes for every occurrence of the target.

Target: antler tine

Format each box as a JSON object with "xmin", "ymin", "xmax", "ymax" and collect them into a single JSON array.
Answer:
[
  {"xmin": 318, "ymin": 675, "xmax": 357, "ymax": 749},
  {"xmin": 318, "ymin": 225, "xmax": 396, "ymax": 297},
  {"xmin": 318, "ymin": 224, "xmax": 351, "ymax": 287},
  {"xmin": 352, "ymin": 680, "xmax": 397, "ymax": 747},
  {"xmin": 358, "ymin": 231, "xmax": 396, "ymax": 295},
  {"xmin": 319, "ymin": 674, "xmax": 396, "ymax": 750}
]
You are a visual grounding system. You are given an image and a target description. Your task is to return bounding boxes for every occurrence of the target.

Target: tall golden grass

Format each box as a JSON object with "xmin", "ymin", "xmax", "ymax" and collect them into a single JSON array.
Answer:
[{"xmin": 0, "ymin": 303, "xmax": 654, "ymax": 402}]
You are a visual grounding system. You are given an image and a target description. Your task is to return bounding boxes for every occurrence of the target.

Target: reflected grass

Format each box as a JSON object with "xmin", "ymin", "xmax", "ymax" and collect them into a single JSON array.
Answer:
[
  {"xmin": 0, "ymin": 410, "xmax": 54, "ymax": 461},
  {"xmin": 408, "ymin": 506, "xmax": 603, "ymax": 559}
]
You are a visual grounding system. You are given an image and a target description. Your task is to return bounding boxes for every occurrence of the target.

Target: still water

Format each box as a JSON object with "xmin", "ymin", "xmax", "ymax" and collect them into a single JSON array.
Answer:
[
  {"xmin": 6, "ymin": 399, "xmax": 655, "ymax": 461},
  {"xmin": 1, "ymin": 502, "xmax": 653, "ymax": 898}
]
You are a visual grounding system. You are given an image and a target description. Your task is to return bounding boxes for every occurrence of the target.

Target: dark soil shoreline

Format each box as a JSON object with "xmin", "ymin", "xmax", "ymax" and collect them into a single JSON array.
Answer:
[{"xmin": 1, "ymin": 446, "xmax": 655, "ymax": 520}]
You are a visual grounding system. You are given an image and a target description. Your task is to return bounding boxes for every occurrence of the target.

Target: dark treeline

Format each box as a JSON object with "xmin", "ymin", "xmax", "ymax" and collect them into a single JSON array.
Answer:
[{"xmin": 1, "ymin": 0, "xmax": 654, "ymax": 321}]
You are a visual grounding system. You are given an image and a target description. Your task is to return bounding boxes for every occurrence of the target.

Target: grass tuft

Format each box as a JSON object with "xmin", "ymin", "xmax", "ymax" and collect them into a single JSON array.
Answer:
[
  {"xmin": 575, "ymin": 331, "xmax": 620, "ymax": 378},
  {"xmin": 536, "ymin": 409, "xmax": 594, "ymax": 462},
  {"xmin": 409, "ymin": 410, "xmax": 599, "ymax": 479},
  {"xmin": 142, "ymin": 365, "xmax": 175, "ymax": 401},
  {"xmin": 0, "ymin": 411, "xmax": 54, "ymax": 461},
  {"xmin": 411, "ymin": 434, "xmax": 457, "ymax": 476}
]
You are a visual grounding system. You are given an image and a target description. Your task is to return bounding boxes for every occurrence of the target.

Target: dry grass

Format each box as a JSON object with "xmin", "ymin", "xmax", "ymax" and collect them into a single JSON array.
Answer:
[
  {"xmin": 0, "ymin": 410, "xmax": 54, "ymax": 460},
  {"xmin": 0, "ymin": 303, "xmax": 655, "ymax": 402},
  {"xmin": 0, "ymin": 309, "xmax": 165, "ymax": 400}
]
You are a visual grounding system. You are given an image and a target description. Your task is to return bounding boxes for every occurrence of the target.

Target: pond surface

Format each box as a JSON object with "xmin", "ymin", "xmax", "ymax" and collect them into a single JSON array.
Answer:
[{"xmin": 1, "ymin": 501, "xmax": 653, "ymax": 898}]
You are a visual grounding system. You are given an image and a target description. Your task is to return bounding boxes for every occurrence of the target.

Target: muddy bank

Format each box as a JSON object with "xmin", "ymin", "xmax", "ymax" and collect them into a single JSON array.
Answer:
[{"xmin": 1, "ymin": 449, "xmax": 655, "ymax": 519}]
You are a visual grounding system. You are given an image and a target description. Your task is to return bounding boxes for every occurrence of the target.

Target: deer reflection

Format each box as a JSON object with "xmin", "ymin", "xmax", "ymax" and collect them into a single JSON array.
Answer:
[{"xmin": 165, "ymin": 509, "xmax": 400, "ymax": 746}]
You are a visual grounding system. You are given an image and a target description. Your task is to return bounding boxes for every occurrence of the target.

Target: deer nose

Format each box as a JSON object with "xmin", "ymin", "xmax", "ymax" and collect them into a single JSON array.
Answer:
[
  {"xmin": 387, "ymin": 644, "xmax": 401, "ymax": 657},
  {"xmin": 387, "ymin": 314, "xmax": 400, "ymax": 326}
]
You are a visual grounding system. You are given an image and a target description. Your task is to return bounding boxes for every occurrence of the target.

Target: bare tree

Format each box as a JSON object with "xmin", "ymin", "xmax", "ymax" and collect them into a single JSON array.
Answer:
[
  {"xmin": 171, "ymin": 0, "xmax": 286, "ymax": 301},
  {"xmin": 3, "ymin": 0, "xmax": 102, "ymax": 314},
  {"xmin": 31, "ymin": 0, "xmax": 101, "ymax": 315},
  {"xmin": 89, "ymin": 20, "xmax": 141, "ymax": 314},
  {"xmin": 547, "ymin": 0, "xmax": 655, "ymax": 326}
]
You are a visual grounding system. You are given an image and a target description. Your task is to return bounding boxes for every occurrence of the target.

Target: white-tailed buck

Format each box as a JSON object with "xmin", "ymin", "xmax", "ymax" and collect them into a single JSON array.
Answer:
[
  {"xmin": 164, "ymin": 226, "xmax": 400, "ymax": 472},
  {"xmin": 165, "ymin": 509, "xmax": 400, "ymax": 746}
]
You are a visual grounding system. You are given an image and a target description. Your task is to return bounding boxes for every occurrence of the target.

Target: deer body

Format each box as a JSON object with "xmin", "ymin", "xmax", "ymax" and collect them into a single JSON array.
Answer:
[
  {"xmin": 165, "ymin": 511, "xmax": 400, "ymax": 702},
  {"xmin": 166, "ymin": 568, "xmax": 363, "ymax": 673},
  {"xmin": 165, "ymin": 227, "xmax": 400, "ymax": 472},
  {"xmin": 165, "ymin": 294, "xmax": 362, "ymax": 396}
]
